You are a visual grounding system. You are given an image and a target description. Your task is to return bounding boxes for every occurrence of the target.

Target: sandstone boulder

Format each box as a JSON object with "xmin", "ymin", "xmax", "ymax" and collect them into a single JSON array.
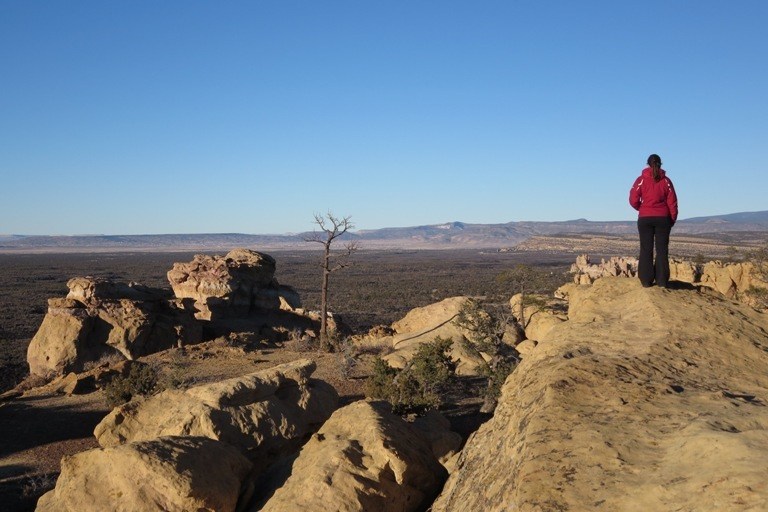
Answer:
[
  {"xmin": 433, "ymin": 278, "xmax": 768, "ymax": 511},
  {"xmin": 260, "ymin": 401, "xmax": 448, "ymax": 512},
  {"xmin": 514, "ymin": 338, "xmax": 538, "ymax": 356},
  {"xmin": 66, "ymin": 276, "xmax": 169, "ymax": 302},
  {"xmin": 570, "ymin": 254, "xmax": 638, "ymax": 283},
  {"xmin": 36, "ymin": 436, "xmax": 251, "ymax": 512},
  {"xmin": 408, "ymin": 409, "xmax": 463, "ymax": 467},
  {"xmin": 572, "ymin": 254, "xmax": 768, "ymax": 311},
  {"xmin": 379, "ymin": 297, "xmax": 488, "ymax": 376},
  {"xmin": 167, "ymin": 249, "xmax": 300, "ymax": 320},
  {"xmin": 94, "ymin": 359, "xmax": 338, "ymax": 475},
  {"xmin": 27, "ymin": 299, "xmax": 94, "ymax": 377},
  {"xmin": 509, "ymin": 293, "xmax": 567, "ymax": 342},
  {"xmin": 669, "ymin": 259, "xmax": 700, "ymax": 283},
  {"xmin": 27, "ymin": 279, "xmax": 201, "ymax": 377},
  {"xmin": 700, "ymin": 260, "xmax": 756, "ymax": 298}
]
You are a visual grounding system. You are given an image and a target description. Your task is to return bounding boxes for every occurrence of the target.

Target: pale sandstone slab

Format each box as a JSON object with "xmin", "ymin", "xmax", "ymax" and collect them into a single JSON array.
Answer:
[
  {"xmin": 36, "ymin": 436, "xmax": 251, "ymax": 512},
  {"xmin": 433, "ymin": 278, "xmax": 768, "ymax": 511},
  {"xmin": 260, "ymin": 401, "xmax": 449, "ymax": 512},
  {"xmin": 27, "ymin": 278, "xmax": 201, "ymax": 377},
  {"xmin": 94, "ymin": 359, "xmax": 338, "ymax": 476},
  {"xmin": 380, "ymin": 297, "xmax": 489, "ymax": 376}
]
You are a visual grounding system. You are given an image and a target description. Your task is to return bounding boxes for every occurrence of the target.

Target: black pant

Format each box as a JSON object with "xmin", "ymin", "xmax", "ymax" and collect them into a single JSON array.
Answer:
[{"xmin": 637, "ymin": 216, "xmax": 672, "ymax": 287}]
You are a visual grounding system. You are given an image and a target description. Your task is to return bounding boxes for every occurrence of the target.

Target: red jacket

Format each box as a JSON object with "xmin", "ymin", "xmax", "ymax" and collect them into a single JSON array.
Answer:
[{"xmin": 629, "ymin": 167, "xmax": 678, "ymax": 223}]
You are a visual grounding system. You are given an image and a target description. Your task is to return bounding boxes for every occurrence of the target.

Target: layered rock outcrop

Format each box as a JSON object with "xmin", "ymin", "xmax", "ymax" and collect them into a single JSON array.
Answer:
[
  {"xmin": 570, "ymin": 254, "xmax": 638, "ymax": 284},
  {"xmin": 167, "ymin": 249, "xmax": 300, "ymax": 320},
  {"xmin": 36, "ymin": 436, "xmax": 252, "ymax": 512},
  {"xmin": 27, "ymin": 277, "xmax": 201, "ymax": 377},
  {"xmin": 27, "ymin": 249, "xmax": 332, "ymax": 378},
  {"xmin": 433, "ymin": 278, "xmax": 768, "ymax": 511},
  {"xmin": 94, "ymin": 359, "xmax": 338, "ymax": 475},
  {"xmin": 260, "ymin": 401, "xmax": 449, "ymax": 512},
  {"xmin": 571, "ymin": 254, "xmax": 767, "ymax": 306}
]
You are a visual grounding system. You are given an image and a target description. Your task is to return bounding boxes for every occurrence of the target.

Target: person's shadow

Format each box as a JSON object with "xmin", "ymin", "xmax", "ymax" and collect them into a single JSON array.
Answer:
[{"xmin": 665, "ymin": 280, "xmax": 698, "ymax": 290}]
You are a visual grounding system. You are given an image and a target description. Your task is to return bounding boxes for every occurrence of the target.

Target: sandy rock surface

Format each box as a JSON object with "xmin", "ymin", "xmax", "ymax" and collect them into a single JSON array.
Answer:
[
  {"xmin": 434, "ymin": 277, "xmax": 768, "ymax": 511},
  {"xmin": 260, "ymin": 401, "xmax": 448, "ymax": 512},
  {"xmin": 36, "ymin": 436, "xmax": 251, "ymax": 512},
  {"xmin": 27, "ymin": 279, "xmax": 200, "ymax": 377},
  {"xmin": 509, "ymin": 292, "xmax": 567, "ymax": 342},
  {"xmin": 380, "ymin": 297, "xmax": 488, "ymax": 375},
  {"xmin": 573, "ymin": 254, "xmax": 767, "ymax": 309},
  {"xmin": 94, "ymin": 359, "xmax": 339, "ymax": 476},
  {"xmin": 167, "ymin": 249, "xmax": 299, "ymax": 320}
]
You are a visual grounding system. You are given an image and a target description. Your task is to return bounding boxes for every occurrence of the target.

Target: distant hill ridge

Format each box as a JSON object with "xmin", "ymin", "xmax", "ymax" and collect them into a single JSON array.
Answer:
[{"xmin": 2, "ymin": 210, "xmax": 767, "ymax": 252}]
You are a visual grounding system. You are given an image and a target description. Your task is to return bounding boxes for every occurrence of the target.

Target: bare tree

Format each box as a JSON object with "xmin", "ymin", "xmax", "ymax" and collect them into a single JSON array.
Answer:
[{"xmin": 305, "ymin": 212, "xmax": 358, "ymax": 350}]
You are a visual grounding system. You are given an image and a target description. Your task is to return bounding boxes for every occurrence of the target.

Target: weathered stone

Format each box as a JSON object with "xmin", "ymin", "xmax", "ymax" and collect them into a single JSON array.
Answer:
[
  {"xmin": 27, "ymin": 280, "xmax": 201, "ymax": 377},
  {"xmin": 510, "ymin": 293, "xmax": 567, "ymax": 341},
  {"xmin": 514, "ymin": 338, "xmax": 538, "ymax": 356},
  {"xmin": 670, "ymin": 259, "xmax": 700, "ymax": 283},
  {"xmin": 36, "ymin": 436, "xmax": 251, "ymax": 512},
  {"xmin": 380, "ymin": 297, "xmax": 488, "ymax": 376},
  {"xmin": 571, "ymin": 254, "xmax": 768, "ymax": 310},
  {"xmin": 94, "ymin": 359, "xmax": 338, "ymax": 475},
  {"xmin": 27, "ymin": 300, "xmax": 95, "ymax": 377},
  {"xmin": 409, "ymin": 410, "xmax": 463, "ymax": 467},
  {"xmin": 570, "ymin": 254, "xmax": 638, "ymax": 283},
  {"xmin": 167, "ymin": 249, "xmax": 299, "ymax": 320},
  {"xmin": 66, "ymin": 276, "xmax": 169, "ymax": 303},
  {"xmin": 260, "ymin": 401, "xmax": 448, "ymax": 512},
  {"xmin": 432, "ymin": 278, "xmax": 768, "ymax": 511},
  {"xmin": 700, "ymin": 261, "xmax": 754, "ymax": 298}
]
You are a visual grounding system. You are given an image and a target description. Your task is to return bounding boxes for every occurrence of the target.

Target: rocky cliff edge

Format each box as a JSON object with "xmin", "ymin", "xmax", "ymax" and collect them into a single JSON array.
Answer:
[{"xmin": 434, "ymin": 277, "xmax": 768, "ymax": 511}]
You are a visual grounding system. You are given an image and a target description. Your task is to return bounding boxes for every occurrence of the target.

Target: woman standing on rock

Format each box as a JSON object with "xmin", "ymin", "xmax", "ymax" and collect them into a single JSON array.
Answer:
[{"xmin": 629, "ymin": 154, "xmax": 679, "ymax": 288}]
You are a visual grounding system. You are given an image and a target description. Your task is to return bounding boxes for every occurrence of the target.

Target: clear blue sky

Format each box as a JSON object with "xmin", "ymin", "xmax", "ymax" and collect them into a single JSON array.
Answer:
[{"xmin": 1, "ymin": 1, "xmax": 766, "ymax": 235}]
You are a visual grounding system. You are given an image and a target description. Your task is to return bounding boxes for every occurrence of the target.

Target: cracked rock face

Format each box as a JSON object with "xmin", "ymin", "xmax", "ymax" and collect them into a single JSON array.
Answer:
[
  {"xmin": 374, "ymin": 297, "xmax": 498, "ymax": 377},
  {"xmin": 432, "ymin": 277, "xmax": 768, "ymax": 511},
  {"xmin": 166, "ymin": 248, "xmax": 300, "ymax": 320},
  {"xmin": 94, "ymin": 359, "xmax": 338, "ymax": 476},
  {"xmin": 571, "ymin": 254, "xmax": 768, "ymax": 310},
  {"xmin": 27, "ymin": 278, "xmax": 201, "ymax": 377},
  {"xmin": 260, "ymin": 401, "xmax": 450, "ymax": 512},
  {"xmin": 36, "ymin": 436, "xmax": 252, "ymax": 512}
]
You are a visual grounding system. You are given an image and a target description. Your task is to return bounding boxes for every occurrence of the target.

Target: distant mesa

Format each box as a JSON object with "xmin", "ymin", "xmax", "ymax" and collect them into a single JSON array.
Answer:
[{"xmin": 2, "ymin": 210, "xmax": 768, "ymax": 252}]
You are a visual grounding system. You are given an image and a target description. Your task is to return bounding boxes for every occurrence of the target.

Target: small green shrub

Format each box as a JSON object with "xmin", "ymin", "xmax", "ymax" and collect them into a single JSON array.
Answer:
[
  {"xmin": 22, "ymin": 472, "xmax": 57, "ymax": 498},
  {"xmin": 409, "ymin": 336, "xmax": 456, "ymax": 393},
  {"xmin": 746, "ymin": 285, "xmax": 768, "ymax": 309},
  {"xmin": 103, "ymin": 363, "xmax": 159, "ymax": 407},
  {"xmin": 157, "ymin": 359, "xmax": 193, "ymax": 391},
  {"xmin": 454, "ymin": 299, "xmax": 520, "ymax": 411},
  {"xmin": 455, "ymin": 299, "xmax": 499, "ymax": 354},
  {"xmin": 366, "ymin": 357, "xmax": 400, "ymax": 398},
  {"xmin": 365, "ymin": 337, "xmax": 456, "ymax": 415},
  {"xmin": 482, "ymin": 355, "xmax": 518, "ymax": 404}
]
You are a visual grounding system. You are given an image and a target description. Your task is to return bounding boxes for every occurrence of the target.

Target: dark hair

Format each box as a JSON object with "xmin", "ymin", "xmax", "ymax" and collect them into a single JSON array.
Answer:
[{"xmin": 647, "ymin": 154, "xmax": 662, "ymax": 181}]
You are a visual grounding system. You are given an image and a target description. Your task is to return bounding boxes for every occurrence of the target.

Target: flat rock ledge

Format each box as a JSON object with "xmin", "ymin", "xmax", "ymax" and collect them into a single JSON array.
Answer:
[
  {"xmin": 94, "ymin": 359, "xmax": 339, "ymax": 476},
  {"xmin": 433, "ymin": 278, "xmax": 768, "ymax": 511},
  {"xmin": 36, "ymin": 436, "xmax": 252, "ymax": 512}
]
